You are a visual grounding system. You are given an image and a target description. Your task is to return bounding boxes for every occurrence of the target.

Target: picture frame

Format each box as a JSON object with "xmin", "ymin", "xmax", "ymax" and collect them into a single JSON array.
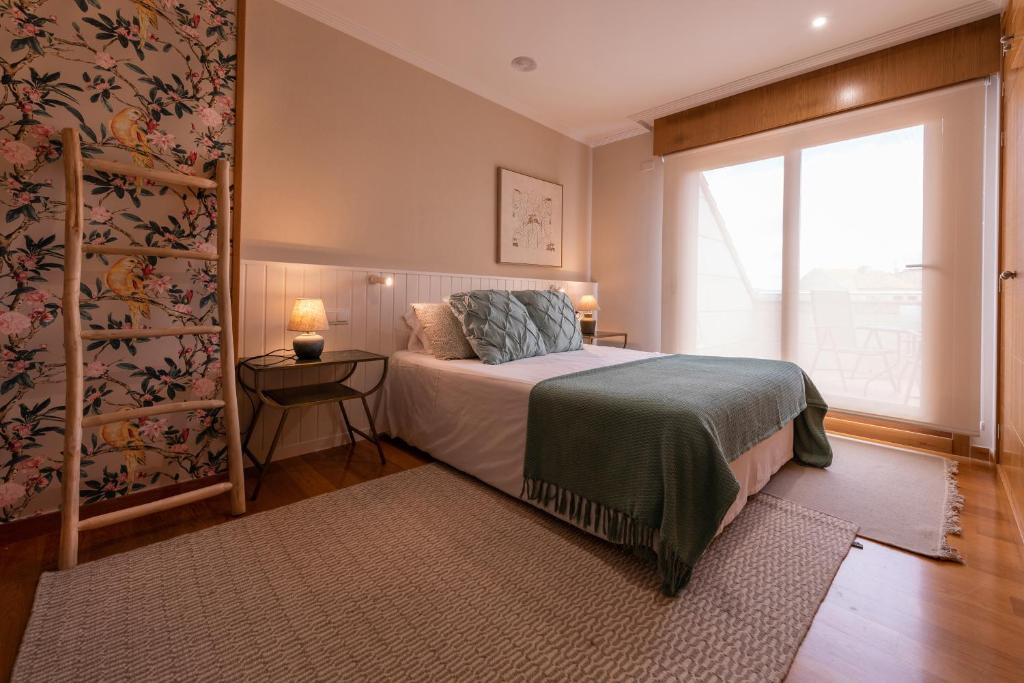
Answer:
[{"xmin": 497, "ymin": 168, "xmax": 563, "ymax": 267}]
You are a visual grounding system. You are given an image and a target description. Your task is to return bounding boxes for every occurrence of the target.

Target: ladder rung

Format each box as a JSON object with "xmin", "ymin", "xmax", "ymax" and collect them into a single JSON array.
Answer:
[
  {"xmin": 81, "ymin": 325, "xmax": 221, "ymax": 341},
  {"xmin": 82, "ymin": 400, "xmax": 226, "ymax": 428},
  {"xmin": 83, "ymin": 244, "xmax": 219, "ymax": 261},
  {"xmin": 77, "ymin": 482, "xmax": 234, "ymax": 531},
  {"xmin": 84, "ymin": 158, "xmax": 218, "ymax": 190}
]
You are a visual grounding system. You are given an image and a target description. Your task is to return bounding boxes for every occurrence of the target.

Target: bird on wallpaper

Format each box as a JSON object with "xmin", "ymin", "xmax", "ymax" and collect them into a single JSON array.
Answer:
[
  {"xmin": 105, "ymin": 256, "xmax": 151, "ymax": 325},
  {"xmin": 110, "ymin": 107, "xmax": 154, "ymax": 170},
  {"xmin": 101, "ymin": 421, "xmax": 147, "ymax": 480},
  {"xmin": 133, "ymin": 0, "xmax": 160, "ymax": 44}
]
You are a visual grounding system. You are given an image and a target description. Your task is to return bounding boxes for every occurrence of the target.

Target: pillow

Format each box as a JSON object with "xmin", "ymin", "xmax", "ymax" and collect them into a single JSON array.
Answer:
[
  {"xmin": 512, "ymin": 289, "xmax": 583, "ymax": 353},
  {"xmin": 401, "ymin": 307, "xmax": 430, "ymax": 354},
  {"xmin": 447, "ymin": 290, "xmax": 547, "ymax": 365},
  {"xmin": 410, "ymin": 303, "xmax": 476, "ymax": 360}
]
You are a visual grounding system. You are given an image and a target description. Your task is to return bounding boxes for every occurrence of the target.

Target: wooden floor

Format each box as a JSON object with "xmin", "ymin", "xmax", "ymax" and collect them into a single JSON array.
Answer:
[{"xmin": 1, "ymin": 439, "xmax": 1022, "ymax": 682}]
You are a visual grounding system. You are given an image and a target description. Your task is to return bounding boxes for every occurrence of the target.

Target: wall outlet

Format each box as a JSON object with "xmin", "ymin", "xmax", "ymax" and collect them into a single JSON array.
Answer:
[{"xmin": 327, "ymin": 307, "xmax": 350, "ymax": 325}]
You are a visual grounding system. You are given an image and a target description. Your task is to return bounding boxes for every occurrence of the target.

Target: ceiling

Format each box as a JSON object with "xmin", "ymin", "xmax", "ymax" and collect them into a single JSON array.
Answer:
[{"xmin": 275, "ymin": 0, "xmax": 1005, "ymax": 146}]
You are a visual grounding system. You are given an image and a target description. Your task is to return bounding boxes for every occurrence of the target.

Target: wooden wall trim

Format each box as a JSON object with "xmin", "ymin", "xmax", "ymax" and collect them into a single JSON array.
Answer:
[
  {"xmin": 653, "ymin": 16, "xmax": 1001, "ymax": 156},
  {"xmin": 231, "ymin": 0, "xmax": 247, "ymax": 355},
  {"xmin": 999, "ymin": 464, "xmax": 1024, "ymax": 544},
  {"xmin": 998, "ymin": 0, "xmax": 1024, "ymax": 545}
]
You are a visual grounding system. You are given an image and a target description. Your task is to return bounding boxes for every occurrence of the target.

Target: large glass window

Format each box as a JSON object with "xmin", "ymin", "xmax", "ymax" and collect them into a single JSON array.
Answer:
[
  {"xmin": 798, "ymin": 126, "xmax": 924, "ymax": 415},
  {"xmin": 662, "ymin": 81, "xmax": 993, "ymax": 433},
  {"xmin": 697, "ymin": 157, "xmax": 783, "ymax": 359}
]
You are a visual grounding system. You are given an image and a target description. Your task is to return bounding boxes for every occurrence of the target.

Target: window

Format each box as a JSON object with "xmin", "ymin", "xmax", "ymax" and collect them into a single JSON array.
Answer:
[{"xmin": 662, "ymin": 81, "xmax": 996, "ymax": 433}]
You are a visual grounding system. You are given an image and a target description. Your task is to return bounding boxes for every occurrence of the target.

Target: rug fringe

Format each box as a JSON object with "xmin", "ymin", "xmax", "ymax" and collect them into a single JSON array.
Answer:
[
  {"xmin": 940, "ymin": 460, "xmax": 965, "ymax": 563},
  {"xmin": 521, "ymin": 477, "xmax": 692, "ymax": 596}
]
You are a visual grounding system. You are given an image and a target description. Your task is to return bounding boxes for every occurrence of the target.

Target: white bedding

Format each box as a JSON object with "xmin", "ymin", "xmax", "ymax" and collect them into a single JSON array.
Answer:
[{"xmin": 377, "ymin": 345, "xmax": 794, "ymax": 534}]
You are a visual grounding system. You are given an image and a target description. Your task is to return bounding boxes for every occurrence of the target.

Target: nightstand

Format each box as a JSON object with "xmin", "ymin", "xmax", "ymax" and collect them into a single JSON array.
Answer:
[
  {"xmin": 583, "ymin": 331, "xmax": 628, "ymax": 349},
  {"xmin": 237, "ymin": 350, "xmax": 388, "ymax": 500}
]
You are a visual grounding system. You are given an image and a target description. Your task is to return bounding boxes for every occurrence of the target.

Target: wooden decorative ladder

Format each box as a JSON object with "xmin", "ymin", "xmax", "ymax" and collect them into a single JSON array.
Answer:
[{"xmin": 59, "ymin": 128, "xmax": 246, "ymax": 569}]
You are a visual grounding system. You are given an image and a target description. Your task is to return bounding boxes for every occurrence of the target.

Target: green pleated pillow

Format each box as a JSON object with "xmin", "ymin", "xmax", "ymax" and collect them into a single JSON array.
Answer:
[
  {"xmin": 512, "ymin": 290, "xmax": 583, "ymax": 353},
  {"xmin": 448, "ymin": 290, "xmax": 547, "ymax": 365}
]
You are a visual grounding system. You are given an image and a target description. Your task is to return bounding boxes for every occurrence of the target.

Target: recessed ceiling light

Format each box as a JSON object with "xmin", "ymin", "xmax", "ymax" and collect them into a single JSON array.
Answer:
[
  {"xmin": 510, "ymin": 56, "xmax": 537, "ymax": 72},
  {"xmin": 811, "ymin": 16, "xmax": 828, "ymax": 29}
]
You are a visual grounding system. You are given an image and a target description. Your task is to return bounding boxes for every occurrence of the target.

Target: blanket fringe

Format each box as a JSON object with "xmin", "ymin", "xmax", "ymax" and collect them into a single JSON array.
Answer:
[
  {"xmin": 939, "ymin": 460, "xmax": 965, "ymax": 562},
  {"xmin": 521, "ymin": 477, "xmax": 692, "ymax": 596}
]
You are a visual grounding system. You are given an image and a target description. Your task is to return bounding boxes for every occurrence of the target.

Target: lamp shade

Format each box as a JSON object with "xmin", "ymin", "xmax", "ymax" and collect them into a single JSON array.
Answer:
[
  {"xmin": 287, "ymin": 298, "xmax": 328, "ymax": 332},
  {"xmin": 576, "ymin": 294, "xmax": 600, "ymax": 313}
]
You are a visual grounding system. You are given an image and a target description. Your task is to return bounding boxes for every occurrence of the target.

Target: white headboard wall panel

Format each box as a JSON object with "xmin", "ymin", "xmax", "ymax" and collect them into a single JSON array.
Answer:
[{"xmin": 238, "ymin": 260, "xmax": 596, "ymax": 462}]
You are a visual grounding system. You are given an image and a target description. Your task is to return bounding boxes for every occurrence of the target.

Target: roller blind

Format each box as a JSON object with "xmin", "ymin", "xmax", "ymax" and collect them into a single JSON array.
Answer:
[{"xmin": 661, "ymin": 80, "xmax": 996, "ymax": 433}]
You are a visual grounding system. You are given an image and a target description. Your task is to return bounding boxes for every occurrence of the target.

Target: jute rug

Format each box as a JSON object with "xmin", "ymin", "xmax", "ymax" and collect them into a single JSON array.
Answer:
[
  {"xmin": 15, "ymin": 465, "xmax": 856, "ymax": 683},
  {"xmin": 763, "ymin": 436, "xmax": 964, "ymax": 561}
]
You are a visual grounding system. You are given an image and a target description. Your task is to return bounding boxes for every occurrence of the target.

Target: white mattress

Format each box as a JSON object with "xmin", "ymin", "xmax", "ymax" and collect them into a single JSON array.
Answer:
[{"xmin": 378, "ymin": 346, "xmax": 794, "ymax": 534}]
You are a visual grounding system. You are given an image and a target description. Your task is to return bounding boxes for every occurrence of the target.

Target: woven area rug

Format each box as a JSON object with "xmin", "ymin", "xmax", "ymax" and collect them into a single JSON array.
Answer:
[
  {"xmin": 763, "ymin": 436, "xmax": 964, "ymax": 561},
  {"xmin": 15, "ymin": 465, "xmax": 856, "ymax": 683}
]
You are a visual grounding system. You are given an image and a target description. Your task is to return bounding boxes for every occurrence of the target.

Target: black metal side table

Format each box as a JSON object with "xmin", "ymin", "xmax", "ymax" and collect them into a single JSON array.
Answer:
[{"xmin": 237, "ymin": 350, "xmax": 388, "ymax": 500}]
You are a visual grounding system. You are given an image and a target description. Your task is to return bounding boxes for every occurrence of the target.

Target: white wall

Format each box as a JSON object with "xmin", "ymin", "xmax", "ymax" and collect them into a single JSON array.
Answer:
[
  {"xmin": 242, "ymin": 0, "xmax": 592, "ymax": 282},
  {"xmin": 590, "ymin": 133, "xmax": 663, "ymax": 350}
]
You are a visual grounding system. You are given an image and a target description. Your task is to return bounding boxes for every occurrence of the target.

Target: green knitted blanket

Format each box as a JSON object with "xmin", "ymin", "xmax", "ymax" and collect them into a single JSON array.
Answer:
[{"xmin": 522, "ymin": 354, "xmax": 831, "ymax": 597}]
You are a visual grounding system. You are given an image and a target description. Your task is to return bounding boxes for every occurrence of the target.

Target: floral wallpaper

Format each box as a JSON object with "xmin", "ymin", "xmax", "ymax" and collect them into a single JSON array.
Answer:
[{"xmin": 0, "ymin": 0, "xmax": 238, "ymax": 522}]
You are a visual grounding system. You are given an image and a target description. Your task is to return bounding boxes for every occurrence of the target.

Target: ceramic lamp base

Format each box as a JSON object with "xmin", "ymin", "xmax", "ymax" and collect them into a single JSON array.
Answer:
[
  {"xmin": 580, "ymin": 316, "xmax": 596, "ymax": 335},
  {"xmin": 292, "ymin": 332, "xmax": 324, "ymax": 360}
]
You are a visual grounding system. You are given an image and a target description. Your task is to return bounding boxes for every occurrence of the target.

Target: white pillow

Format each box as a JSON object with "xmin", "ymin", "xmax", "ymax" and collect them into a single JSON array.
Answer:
[
  {"xmin": 410, "ymin": 303, "xmax": 476, "ymax": 360},
  {"xmin": 402, "ymin": 307, "xmax": 431, "ymax": 354}
]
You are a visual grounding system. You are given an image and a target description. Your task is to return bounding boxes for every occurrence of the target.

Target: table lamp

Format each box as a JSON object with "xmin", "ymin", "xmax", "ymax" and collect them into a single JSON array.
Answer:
[
  {"xmin": 288, "ymin": 298, "xmax": 329, "ymax": 360},
  {"xmin": 577, "ymin": 294, "xmax": 599, "ymax": 335}
]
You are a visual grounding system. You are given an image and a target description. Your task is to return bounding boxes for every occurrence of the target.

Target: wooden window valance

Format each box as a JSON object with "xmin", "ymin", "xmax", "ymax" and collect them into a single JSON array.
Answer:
[{"xmin": 652, "ymin": 15, "xmax": 1001, "ymax": 156}]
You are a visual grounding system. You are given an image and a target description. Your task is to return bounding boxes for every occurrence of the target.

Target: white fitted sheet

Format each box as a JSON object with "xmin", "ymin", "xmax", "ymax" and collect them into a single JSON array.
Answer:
[{"xmin": 377, "ymin": 346, "xmax": 794, "ymax": 534}]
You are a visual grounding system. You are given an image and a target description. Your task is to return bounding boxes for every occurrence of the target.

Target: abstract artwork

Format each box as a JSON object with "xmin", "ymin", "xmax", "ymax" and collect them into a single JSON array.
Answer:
[{"xmin": 498, "ymin": 168, "xmax": 562, "ymax": 267}]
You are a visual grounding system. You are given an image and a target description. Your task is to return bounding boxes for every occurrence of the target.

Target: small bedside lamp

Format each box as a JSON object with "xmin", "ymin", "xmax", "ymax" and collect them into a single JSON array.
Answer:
[
  {"xmin": 577, "ymin": 294, "xmax": 599, "ymax": 335},
  {"xmin": 288, "ymin": 298, "xmax": 329, "ymax": 360}
]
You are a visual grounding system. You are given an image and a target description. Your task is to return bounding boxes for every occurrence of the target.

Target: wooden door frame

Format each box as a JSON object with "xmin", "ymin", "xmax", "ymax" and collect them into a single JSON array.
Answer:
[{"xmin": 997, "ymin": 2, "xmax": 1024, "ymax": 542}]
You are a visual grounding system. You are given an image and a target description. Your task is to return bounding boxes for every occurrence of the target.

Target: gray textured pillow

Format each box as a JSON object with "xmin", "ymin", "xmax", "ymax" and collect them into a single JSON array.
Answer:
[
  {"xmin": 411, "ymin": 303, "xmax": 476, "ymax": 360},
  {"xmin": 447, "ymin": 290, "xmax": 547, "ymax": 365},
  {"xmin": 512, "ymin": 290, "xmax": 583, "ymax": 353}
]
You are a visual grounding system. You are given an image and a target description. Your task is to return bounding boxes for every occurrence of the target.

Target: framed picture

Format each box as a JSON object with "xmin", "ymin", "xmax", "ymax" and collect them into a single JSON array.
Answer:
[{"xmin": 498, "ymin": 168, "xmax": 563, "ymax": 267}]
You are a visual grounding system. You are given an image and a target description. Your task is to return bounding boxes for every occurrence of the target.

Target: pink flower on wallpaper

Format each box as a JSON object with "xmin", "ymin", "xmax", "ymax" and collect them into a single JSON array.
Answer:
[
  {"xmin": 148, "ymin": 130, "xmax": 175, "ymax": 153},
  {"xmin": 89, "ymin": 205, "xmax": 112, "ymax": 223},
  {"xmin": 0, "ymin": 139, "xmax": 36, "ymax": 166},
  {"xmin": 0, "ymin": 481, "xmax": 25, "ymax": 508},
  {"xmin": 144, "ymin": 274, "xmax": 173, "ymax": 296},
  {"xmin": 22, "ymin": 289, "xmax": 49, "ymax": 305},
  {"xmin": 207, "ymin": 360, "xmax": 221, "ymax": 378},
  {"xmin": 28, "ymin": 125, "xmax": 54, "ymax": 142},
  {"xmin": 138, "ymin": 418, "xmax": 168, "ymax": 441},
  {"xmin": 191, "ymin": 376, "xmax": 216, "ymax": 399},
  {"xmin": 0, "ymin": 310, "xmax": 31, "ymax": 336},
  {"xmin": 21, "ymin": 289, "xmax": 50, "ymax": 315},
  {"xmin": 195, "ymin": 240, "xmax": 217, "ymax": 255},
  {"xmin": 84, "ymin": 360, "xmax": 107, "ymax": 378},
  {"xmin": 198, "ymin": 107, "xmax": 222, "ymax": 127},
  {"xmin": 94, "ymin": 51, "xmax": 116, "ymax": 69}
]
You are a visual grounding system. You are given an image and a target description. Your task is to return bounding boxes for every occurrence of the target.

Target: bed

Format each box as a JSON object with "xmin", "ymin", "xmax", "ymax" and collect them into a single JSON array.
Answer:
[{"xmin": 377, "ymin": 344, "xmax": 829, "ymax": 594}]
